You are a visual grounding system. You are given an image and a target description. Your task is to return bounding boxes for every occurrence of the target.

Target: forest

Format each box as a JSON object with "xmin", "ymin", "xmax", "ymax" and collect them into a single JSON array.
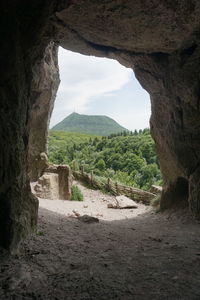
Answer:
[{"xmin": 48, "ymin": 129, "xmax": 162, "ymax": 191}]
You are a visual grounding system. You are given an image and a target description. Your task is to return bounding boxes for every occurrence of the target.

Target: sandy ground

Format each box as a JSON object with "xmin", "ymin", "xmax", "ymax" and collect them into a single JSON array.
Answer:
[
  {"xmin": 39, "ymin": 182, "xmax": 149, "ymax": 221},
  {"xmin": 0, "ymin": 183, "xmax": 200, "ymax": 299}
]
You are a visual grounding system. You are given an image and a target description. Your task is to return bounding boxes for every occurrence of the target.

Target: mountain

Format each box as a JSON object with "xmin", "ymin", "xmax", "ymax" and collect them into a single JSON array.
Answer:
[{"xmin": 51, "ymin": 112, "xmax": 129, "ymax": 136}]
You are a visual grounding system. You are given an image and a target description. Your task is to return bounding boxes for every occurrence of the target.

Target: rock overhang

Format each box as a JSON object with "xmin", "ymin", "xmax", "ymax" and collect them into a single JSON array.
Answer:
[{"xmin": 54, "ymin": 0, "xmax": 200, "ymax": 55}]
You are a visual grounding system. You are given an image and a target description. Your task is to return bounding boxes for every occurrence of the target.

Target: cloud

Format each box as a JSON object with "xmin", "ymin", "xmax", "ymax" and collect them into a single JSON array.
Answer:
[{"xmin": 50, "ymin": 47, "xmax": 132, "ymax": 127}]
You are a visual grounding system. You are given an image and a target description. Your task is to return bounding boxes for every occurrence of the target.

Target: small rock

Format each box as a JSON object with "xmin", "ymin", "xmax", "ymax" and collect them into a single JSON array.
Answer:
[
  {"xmin": 73, "ymin": 210, "xmax": 80, "ymax": 217},
  {"xmin": 77, "ymin": 215, "xmax": 99, "ymax": 223},
  {"xmin": 83, "ymin": 205, "xmax": 88, "ymax": 208},
  {"xmin": 96, "ymin": 213, "xmax": 103, "ymax": 217},
  {"xmin": 162, "ymin": 272, "xmax": 168, "ymax": 275},
  {"xmin": 149, "ymin": 236, "xmax": 162, "ymax": 242}
]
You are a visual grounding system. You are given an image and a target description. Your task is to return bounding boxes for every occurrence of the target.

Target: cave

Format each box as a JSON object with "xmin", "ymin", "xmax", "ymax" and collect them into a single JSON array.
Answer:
[{"xmin": 1, "ymin": 1, "xmax": 200, "ymax": 252}]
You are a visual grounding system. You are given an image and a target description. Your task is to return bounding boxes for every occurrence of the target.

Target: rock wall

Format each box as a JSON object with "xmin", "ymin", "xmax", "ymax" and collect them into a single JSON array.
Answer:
[
  {"xmin": 1, "ymin": 0, "xmax": 200, "ymax": 251},
  {"xmin": 0, "ymin": 5, "xmax": 39, "ymax": 252},
  {"xmin": 0, "ymin": 0, "xmax": 59, "ymax": 251},
  {"xmin": 28, "ymin": 43, "xmax": 60, "ymax": 181},
  {"xmin": 33, "ymin": 165, "xmax": 72, "ymax": 200},
  {"xmin": 33, "ymin": 173, "xmax": 60, "ymax": 200}
]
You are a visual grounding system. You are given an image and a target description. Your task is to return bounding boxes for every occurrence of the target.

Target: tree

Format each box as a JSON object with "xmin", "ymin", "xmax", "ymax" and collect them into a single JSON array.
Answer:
[
  {"xmin": 96, "ymin": 159, "xmax": 106, "ymax": 171},
  {"xmin": 48, "ymin": 129, "xmax": 162, "ymax": 191}
]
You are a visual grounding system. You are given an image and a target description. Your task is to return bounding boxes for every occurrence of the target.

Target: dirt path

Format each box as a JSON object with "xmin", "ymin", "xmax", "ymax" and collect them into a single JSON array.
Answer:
[
  {"xmin": 0, "ymin": 184, "xmax": 200, "ymax": 299},
  {"xmin": 39, "ymin": 181, "xmax": 149, "ymax": 221}
]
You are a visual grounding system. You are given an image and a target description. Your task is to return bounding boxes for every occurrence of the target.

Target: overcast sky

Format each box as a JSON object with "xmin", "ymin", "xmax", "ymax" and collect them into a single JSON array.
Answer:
[{"xmin": 50, "ymin": 47, "xmax": 151, "ymax": 131}]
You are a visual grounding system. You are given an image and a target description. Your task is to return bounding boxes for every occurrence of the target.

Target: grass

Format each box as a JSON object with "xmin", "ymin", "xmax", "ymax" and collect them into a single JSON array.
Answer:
[
  {"xmin": 71, "ymin": 185, "xmax": 84, "ymax": 201},
  {"xmin": 37, "ymin": 231, "xmax": 45, "ymax": 236},
  {"xmin": 150, "ymin": 194, "xmax": 161, "ymax": 212}
]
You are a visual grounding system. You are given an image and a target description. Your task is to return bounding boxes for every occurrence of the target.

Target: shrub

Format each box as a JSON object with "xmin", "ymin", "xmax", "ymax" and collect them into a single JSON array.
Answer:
[
  {"xmin": 71, "ymin": 185, "xmax": 84, "ymax": 201},
  {"xmin": 37, "ymin": 231, "xmax": 44, "ymax": 236},
  {"xmin": 150, "ymin": 194, "xmax": 161, "ymax": 212},
  {"xmin": 95, "ymin": 159, "xmax": 106, "ymax": 171}
]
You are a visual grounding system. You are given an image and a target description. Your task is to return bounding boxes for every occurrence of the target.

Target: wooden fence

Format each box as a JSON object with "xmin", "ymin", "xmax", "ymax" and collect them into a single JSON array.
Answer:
[{"xmin": 72, "ymin": 169, "xmax": 156, "ymax": 205}]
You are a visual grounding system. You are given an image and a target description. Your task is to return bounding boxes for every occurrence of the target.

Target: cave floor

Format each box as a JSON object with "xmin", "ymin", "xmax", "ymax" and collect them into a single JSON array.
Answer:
[{"xmin": 0, "ymin": 206, "xmax": 200, "ymax": 299}]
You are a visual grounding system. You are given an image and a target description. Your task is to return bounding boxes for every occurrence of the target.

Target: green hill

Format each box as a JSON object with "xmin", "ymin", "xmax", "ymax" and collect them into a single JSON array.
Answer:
[{"xmin": 51, "ymin": 112, "xmax": 129, "ymax": 136}]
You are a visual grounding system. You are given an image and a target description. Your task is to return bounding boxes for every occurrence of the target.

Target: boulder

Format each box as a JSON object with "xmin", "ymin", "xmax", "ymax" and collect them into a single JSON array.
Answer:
[
  {"xmin": 33, "ymin": 173, "xmax": 59, "ymax": 200},
  {"xmin": 107, "ymin": 195, "xmax": 138, "ymax": 209},
  {"xmin": 32, "ymin": 165, "xmax": 72, "ymax": 200}
]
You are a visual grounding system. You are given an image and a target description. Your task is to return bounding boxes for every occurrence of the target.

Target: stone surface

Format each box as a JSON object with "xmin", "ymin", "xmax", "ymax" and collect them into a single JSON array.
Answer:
[
  {"xmin": 56, "ymin": 1, "xmax": 200, "ymax": 54},
  {"xmin": 1, "ymin": 0, "xmax": 200, "ymax": 251},
  {"xmin": 30, "ymin": 152, "xmax": 49, "ymax": 184},
  {"xmin": 108, "ymin": 195, "xmax": 138, "ymax": 209},
  {"xmin": 33, "ymin": 173, "xmax": 60, "ymax": 200},
  {"xmin": 57, "ymin": 165, "xmax": 72, "ymax": 200},
  {"xmin": 77, "ymin": 215, "xmax": 99, "ymax": 223},
  {"xmin": 33, "ymin": 165, "xmax": 72, "ymax": 200},
  {"xmin": 28, "ymin": 43, "xmax": 60, "ymax": 181},
  {"xmin": 150, "ymin": 185, "xmax": 163, "ymax": 195}
]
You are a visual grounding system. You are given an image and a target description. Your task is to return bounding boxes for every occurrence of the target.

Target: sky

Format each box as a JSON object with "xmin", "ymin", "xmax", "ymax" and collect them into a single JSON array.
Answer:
[{"xmin": 50, "ymin": 47, "xmax": 151, "ymax": 131}]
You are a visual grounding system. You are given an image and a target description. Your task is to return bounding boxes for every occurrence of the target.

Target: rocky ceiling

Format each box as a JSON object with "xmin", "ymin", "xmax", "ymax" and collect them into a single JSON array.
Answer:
[
  {"xmin": 1, "ymin": 0, "xmax": 200, "ymax": 251},
  {"xmin": 55, "ymin": 0, "xmax": 200, "ymax": 54}
]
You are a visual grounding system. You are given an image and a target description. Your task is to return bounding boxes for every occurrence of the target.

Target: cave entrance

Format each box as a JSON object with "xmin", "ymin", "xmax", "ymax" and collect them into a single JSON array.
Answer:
[{"xmin": 33, "ymin": 47, "xmax": 162, "ymax": 221}]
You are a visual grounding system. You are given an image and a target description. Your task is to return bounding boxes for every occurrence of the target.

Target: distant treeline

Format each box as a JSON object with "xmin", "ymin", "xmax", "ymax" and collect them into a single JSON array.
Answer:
[
  {"xmin": 107, "ymin": 128, "xmax": 150, "ymax": 138},
  {"xmin": 48, "ymin": 129, "xmax": 162, "ymax": 190}
]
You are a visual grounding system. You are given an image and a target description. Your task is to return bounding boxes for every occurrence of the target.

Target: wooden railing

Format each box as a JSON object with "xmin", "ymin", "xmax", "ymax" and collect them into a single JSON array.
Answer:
[{"xmin": 72, "ymin": 169, "xmax": 156, "ymax": 205}]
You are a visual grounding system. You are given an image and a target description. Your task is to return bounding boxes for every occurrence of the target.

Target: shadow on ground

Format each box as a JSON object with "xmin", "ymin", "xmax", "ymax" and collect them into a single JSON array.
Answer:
[{"xmin": 0, "ymin": 207, "xmax": 200, "ymax": 299}]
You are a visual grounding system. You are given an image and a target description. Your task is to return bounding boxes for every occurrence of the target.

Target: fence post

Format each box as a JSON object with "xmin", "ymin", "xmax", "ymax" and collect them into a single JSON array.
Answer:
[
  {"xmin": 107, "ymin": 177, "xmax": 110, "ymax": 190},
  {"xmin": 115, "ymin": 182, "xmax": 118, "ymax": 194},
  {"xmin": 72, "ymin": 160, "xmax": 76, "ymax": 171},
  {"xmin": 91, "ymin": 170, "xmax": 94, "ymax": 184},
  {"xmin": 130, "ymin": 187, "xmax": 134, "ymax": 199},
  {"xmin": 81, "ymin": 165, "xmax": 84, "ymax": 175}
]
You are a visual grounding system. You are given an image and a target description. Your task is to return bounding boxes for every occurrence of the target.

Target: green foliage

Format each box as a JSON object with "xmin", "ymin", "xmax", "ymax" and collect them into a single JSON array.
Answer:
[
  {"xmin": 48, "ymin": 129, "xmax": 162, "ymax": 190},
  {"xmin": 51, "ymin": 112, "xmax": 129, "ymax": 136},
  {"xmin": 150, "ymin": 194, "xmax": 161, "ymax": 212},
  {"xmin": 95, "ymin": 158, "xmax": 106, "ymax": 171},
  {"xmin": 37, "ymin": 231, "xmax": 44, "ymax": 236},
  {"xmin": 112, "ymin": 171, "xmax": 134, "ymax": 186},
  {"xmin": 134, "ymin": 163, "xmax": 161, "ymax": 190},
  {"xmin": 48, "ymin": 131, "xmax": 98, "ymax": 165},
  {"xmin": 70, "ymin": 185, "xmax": 84, "ymax": 201}
]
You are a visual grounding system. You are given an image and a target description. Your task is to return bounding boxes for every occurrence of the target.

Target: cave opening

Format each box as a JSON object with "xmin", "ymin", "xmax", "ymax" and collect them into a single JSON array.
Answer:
[{"xmin": 31, "ymin": 46, "xmax": 163, "ymax": 221}]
